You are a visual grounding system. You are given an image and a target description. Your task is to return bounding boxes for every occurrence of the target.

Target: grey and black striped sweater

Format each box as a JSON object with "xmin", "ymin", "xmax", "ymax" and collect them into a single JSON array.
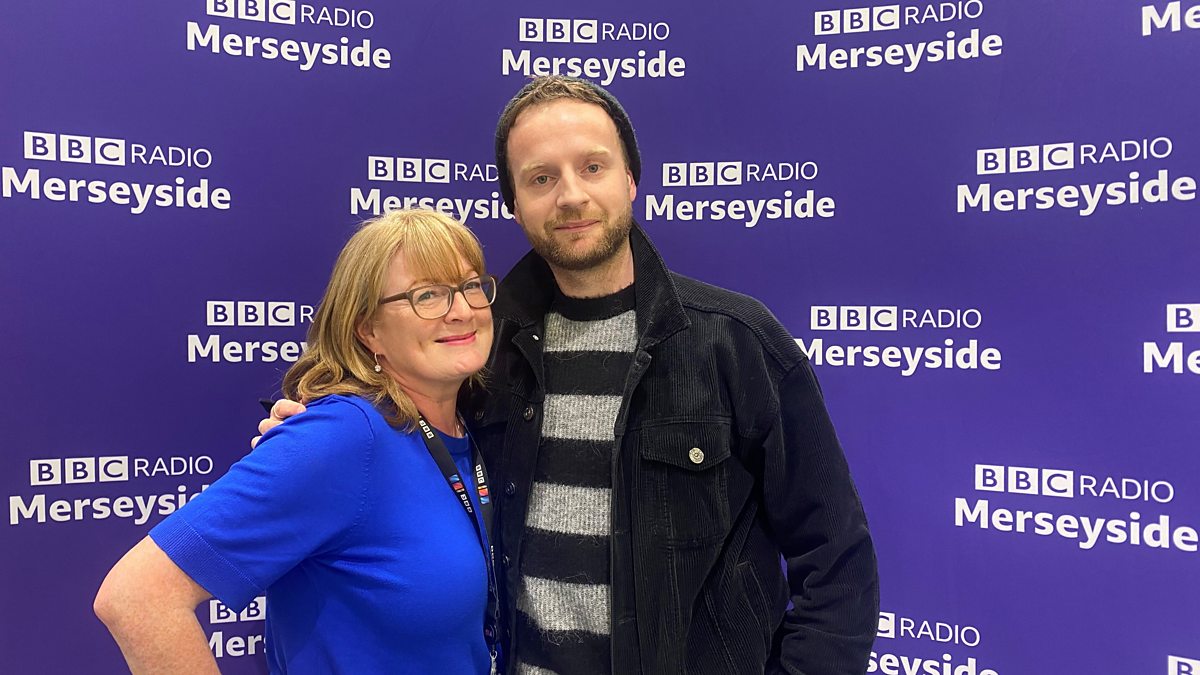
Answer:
[{"xmin": 514, "ymin": 284, "xmax": 636, "ymax": 675}]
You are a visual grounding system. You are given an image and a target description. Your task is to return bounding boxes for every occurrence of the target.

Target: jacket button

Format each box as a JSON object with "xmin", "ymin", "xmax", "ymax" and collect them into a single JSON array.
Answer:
[
  {"xmin": 505, "ymin": 482, "xmax": 516, "ymax": 497},
  {"xmin": 688, "ymin": 447, "xmax": 705, "ymax": 464},
  {"xmin": 474, "ymin": 409, "xmax": 484, "ymax": 421},
  {"xmin": 523, "ymin": 406, "xmax": 534, "ymax": 421},
  {"xmin": 531, "ymin": 334, "xmax": 540, "ymax": 341}
]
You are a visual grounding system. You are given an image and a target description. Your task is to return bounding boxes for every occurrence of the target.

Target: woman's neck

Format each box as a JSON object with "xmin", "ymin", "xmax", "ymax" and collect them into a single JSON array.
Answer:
[{"xmin": 403, "ymin": 385, "xmax": 462, "ymax": 437}]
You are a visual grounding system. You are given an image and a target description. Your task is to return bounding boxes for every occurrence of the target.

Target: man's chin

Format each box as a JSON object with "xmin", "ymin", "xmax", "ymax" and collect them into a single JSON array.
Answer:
[
  {"xmin": 535, "ymin": 237, "xmax": 619, "ymax": 271},
  {"xmin": 536, "ymin": 217, "xmax": 632, "ymax": 271}
]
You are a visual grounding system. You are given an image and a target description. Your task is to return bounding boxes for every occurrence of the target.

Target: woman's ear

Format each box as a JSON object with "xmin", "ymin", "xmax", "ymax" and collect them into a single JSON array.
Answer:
[{"xmin": 355, "ymin": 315, "xmax": 380, "ymax": 354}]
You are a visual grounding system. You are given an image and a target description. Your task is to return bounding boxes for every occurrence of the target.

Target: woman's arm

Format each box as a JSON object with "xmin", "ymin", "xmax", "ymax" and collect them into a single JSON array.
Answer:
[{"xmin": 94, "ymin": 536, "xmax": 220, "ymax": 675}]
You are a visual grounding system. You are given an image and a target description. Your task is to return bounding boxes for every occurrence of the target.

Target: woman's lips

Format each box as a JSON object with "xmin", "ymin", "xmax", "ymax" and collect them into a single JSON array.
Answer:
[{"xmin": 435, "ymin": 332, "xmax": 476, "ymax": 345}]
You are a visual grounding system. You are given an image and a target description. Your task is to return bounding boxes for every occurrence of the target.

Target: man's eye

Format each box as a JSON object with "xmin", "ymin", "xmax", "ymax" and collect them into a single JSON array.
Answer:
[
  {"xmin": 533, "ymin": 175, "xmax": 549, "ymax": 185},
  {"xmin": 586, "ymin": 164, "xmax": 601, "ymax": 173}
]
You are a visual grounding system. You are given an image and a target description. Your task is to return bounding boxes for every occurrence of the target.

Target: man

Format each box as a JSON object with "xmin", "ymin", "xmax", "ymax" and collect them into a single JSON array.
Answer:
[{"xmin": 262, "ymin": 76, "xmax": 878, "ymax": 674}]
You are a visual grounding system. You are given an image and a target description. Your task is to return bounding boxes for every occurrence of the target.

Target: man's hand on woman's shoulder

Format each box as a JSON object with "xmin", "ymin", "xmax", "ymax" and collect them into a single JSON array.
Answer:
[{"xmin": 252, "ymin": 399, "xmax": 307, "ymax": 448}]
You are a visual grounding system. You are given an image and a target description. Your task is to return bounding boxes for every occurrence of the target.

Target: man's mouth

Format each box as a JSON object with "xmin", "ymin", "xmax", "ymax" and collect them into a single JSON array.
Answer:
[{"xmin": 554, "ymin": 219, "xmax": 599, "ymax": 232}]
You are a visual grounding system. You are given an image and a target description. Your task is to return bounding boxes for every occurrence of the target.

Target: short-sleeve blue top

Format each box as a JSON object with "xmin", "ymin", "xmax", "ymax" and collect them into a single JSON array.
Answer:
[{"xmin": 151, "ymin": 394, "xmax": 491, "ymax": 674}]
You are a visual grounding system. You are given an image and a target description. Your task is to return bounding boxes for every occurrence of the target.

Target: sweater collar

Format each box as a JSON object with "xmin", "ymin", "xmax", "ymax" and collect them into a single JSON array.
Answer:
[{"xmin": 494, "ymin": 221, "xmax": 689, "ymax": 347}]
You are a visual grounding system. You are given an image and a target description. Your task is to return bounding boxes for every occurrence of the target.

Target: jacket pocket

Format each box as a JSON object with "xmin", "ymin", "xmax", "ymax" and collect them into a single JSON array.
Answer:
[{"xmin": 635, "ymin": 419, "xmax": 733, "ymax": 546}]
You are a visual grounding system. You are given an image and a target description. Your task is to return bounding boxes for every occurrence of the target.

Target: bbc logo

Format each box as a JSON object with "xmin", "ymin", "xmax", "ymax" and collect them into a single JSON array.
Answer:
[
  {"xmin": 975, "ymin": 464, "xmax": 1075, "ymax": 498},
  {"xmin": 661, "ymin": 162, "xmax": 743, "ymax": 187},
  {"xmin": 368, "ymin": 157, "xmax": 450, "ymax": 183},
  {"xmin": 209, "ymin": 596, "xmax": 267, "ymax": 624},
  {"xmin": 814, "ymin": 6, "xmax": 900, "ymax": 35},
  {"xmin": 1167, "ymin": 304, "xmax": 1200, "ymax": 332},
  {"xmin": 1170, "ymin": 655, "xmax": 1200, "ymax": 675},
  {"xmin": 30, "ymin": 457, "xmax": 129, "ymax": 486},
  {"xmin": 207, "ymin": 0, "xmax": 296, "ymax": 24},
  {"xmin": 207, "ymin": 301, "xmax": 302, "ymax": 327},
  {"xmin": 519, "ymin": 18, "xmax": 598, "ymax": 43},
  {"xmin": 24, "ymin": 132, "xmax": 126, "ymax": 166},
  {"xmin": 876, "ymin": 612, "xmax": 895, "ymax": 639},
  {"xmin": 976, "ymin": 144, "xmax": 1075, "ymax": 175},
  {"xmin": 810, "ymin": 306, "xmax": 898, "ymax": 331}
]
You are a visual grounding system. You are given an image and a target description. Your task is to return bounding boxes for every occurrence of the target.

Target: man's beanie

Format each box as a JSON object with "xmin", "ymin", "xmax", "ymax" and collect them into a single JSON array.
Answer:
[{"xmin": 495, "ymin": 76, "xmax": 641, "ymax": 212}]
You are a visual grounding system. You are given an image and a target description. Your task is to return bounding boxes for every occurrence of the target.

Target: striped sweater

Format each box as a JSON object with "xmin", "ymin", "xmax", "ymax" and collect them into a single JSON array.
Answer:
[{"xmin": 514, "ymin": 284, "xmax": 636, "ymax": 675}]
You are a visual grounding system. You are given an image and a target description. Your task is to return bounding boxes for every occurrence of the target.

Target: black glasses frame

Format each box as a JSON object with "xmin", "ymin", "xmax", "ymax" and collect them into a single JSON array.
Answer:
[{"xmin": 378, "ymin": 275, "xmax": 498, "ymax": 319}]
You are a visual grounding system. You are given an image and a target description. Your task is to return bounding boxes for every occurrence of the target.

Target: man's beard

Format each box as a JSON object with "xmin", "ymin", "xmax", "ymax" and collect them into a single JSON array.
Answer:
[{"xmin": 532, "ymin": 202, "xmax": 634, "ymax": 272}]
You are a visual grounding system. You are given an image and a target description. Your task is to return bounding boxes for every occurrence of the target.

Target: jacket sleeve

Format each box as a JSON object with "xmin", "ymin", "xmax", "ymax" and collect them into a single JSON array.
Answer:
[{"xmin": 761, "ymin": 358, "xmax": 879, "ymax": 675}]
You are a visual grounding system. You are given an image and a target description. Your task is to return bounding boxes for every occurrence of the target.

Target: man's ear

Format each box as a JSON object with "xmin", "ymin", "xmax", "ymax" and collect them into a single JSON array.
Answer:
[
  {"xmin": 511, "ymin": 199, "xmax": 523, "ymax": 227},
  {"xmin": 626, "ymin": 170, "xmax": 637, "ymax": 202}
]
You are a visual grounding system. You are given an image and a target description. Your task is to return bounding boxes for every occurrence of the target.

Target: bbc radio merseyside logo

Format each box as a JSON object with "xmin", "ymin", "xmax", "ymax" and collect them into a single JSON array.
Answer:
[
  {"xmin": 1, "ymin": 131, "xmax": 232, "ymax": 214},
  {"xmin": 9, "ymin": 455, "xmax": 212, "ymax": 526},
  {"xmin": 188, "ymin": 0, "xmax": 392, "ymax": 71},
  {"xmin": 351, "ymin": 154, "xmax": 513, "ymax": 223},
  {"xmin": 188, "ymin": 300, "xmax": 313, "ymax": 364},
  {"xmin": 954, "ymin": 464, "xmax": 1199, "ymax": 554},
  {"xmin": 1145, "ymin": 304, "xmax": 1200, "ymax": 374},
  {"xmin": 957, "ymin": 135, "xmax": 1197, "ymax": 217},
  {"xmin": 644, "ymin": 159, "xmax": 836, "ymax": 228},
  {"xmin": 1143, "ymin": 2, "xmax": 1200, "ymax": 36},
  {"xmin": 503, "ymin": 18, "xmax": 686, "ymax": 85},
  {"xmin": 1170, "ymin": 656, "xmax": 1200, "ymax": 675},
  {"xmin": 207, "ymin": 597, "xmax": 266, "ymax": 659},
  {"xmin": 797, "ymin": 1, "xmax": 1004, "ymax": 74},
  {"xmin": 797, "ymin": 304, "xmax": 1002, "ymax": 376},
  {"xmin": 871, "ymin": 610, "xmax": 999, "ymax": 675}
]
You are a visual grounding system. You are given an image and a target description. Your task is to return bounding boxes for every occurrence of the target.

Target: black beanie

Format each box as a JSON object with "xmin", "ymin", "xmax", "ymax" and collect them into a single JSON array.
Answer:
[{"xmin": 495, "ymin": 76, "xmax": 641, "ymax": 213}]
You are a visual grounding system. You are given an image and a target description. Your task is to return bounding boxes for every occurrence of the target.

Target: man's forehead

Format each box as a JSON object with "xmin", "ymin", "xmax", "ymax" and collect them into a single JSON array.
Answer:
[
  {"xmin": 510, "ymin": 100, "xmax": 622, "ymax": 158},
  {"xmin": 512, "ymin": 97, "xmax": 616, "ymax": 132}
]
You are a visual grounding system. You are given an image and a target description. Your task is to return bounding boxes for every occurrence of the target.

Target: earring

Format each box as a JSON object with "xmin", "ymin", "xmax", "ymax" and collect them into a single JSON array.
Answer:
[{"xmin": 373, "ymin": 353, "xmax": 383, "ymax": 373}]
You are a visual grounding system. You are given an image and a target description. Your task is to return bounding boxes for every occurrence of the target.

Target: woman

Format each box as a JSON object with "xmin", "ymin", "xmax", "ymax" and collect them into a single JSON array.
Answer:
[{"xmin": 94, "ymin": 208, "xmax": 498, "ymax": 674}]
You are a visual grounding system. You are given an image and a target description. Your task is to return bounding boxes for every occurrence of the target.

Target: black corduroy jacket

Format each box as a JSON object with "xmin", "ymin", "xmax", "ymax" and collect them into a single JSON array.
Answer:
[{"xmin": 468, "ymin": 224, "xmax": 879, "ymax": 674}]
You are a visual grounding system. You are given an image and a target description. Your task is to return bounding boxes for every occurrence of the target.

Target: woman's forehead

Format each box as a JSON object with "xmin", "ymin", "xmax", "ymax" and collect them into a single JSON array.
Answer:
[{"xmin": 389, "ymin": 248, "xmax": 477, "ymax": 286}]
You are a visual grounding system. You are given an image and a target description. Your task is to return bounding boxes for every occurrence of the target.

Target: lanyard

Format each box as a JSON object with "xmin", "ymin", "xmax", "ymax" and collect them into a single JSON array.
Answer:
[{"xmin": 415, "ymin": 416, "xmax": 499, "ymax": 663}]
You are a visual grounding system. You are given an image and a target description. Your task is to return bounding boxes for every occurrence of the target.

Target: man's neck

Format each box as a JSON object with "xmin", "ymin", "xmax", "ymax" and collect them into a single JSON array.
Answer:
[{"xmin": 550, "ymin": 242, "xmax": 635, "ymax": 299}]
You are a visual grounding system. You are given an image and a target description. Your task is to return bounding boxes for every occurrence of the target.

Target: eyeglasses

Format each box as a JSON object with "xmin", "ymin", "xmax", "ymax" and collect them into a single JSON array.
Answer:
[{"xmin": 378, "ymin": 275, "xmax": 498, "ymax": 320}]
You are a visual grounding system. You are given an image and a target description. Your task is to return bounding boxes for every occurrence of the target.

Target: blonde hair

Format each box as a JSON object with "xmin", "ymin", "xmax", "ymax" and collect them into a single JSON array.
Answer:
[{"xmin": 282, "ymin": 208, "xmax": 487, "ymax": 428}]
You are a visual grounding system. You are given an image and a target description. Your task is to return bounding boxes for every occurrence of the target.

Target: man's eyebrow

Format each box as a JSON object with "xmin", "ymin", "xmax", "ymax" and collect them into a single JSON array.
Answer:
[
  {"xmin": 577, "ymin": 148, "xmax": 614, "ymax": 163},
  {"xmin": 518, "ymin": 161, "xmax": 548, "ymax": 177},
  {"xmin": 518, "ymin": 148, "xmax": 615, "ymax": 177}
]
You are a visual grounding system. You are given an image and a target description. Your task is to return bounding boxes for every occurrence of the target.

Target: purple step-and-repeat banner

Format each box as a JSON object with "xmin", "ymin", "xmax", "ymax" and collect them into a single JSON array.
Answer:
[{"xmin": 2, "ymin": 1, "xmax": 1198, "ymax": 673}]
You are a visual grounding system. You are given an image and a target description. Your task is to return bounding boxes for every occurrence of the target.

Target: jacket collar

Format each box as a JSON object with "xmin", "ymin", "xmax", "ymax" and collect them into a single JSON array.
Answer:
[{"xmin": 494, "ymin": 221, "xmax": 690, "ymax": 348}]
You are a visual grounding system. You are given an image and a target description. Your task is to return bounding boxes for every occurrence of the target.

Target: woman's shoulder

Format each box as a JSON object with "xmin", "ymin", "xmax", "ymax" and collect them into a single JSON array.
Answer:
[
  {"xmin": 305, "ymin": 393, "xmax": 379, "ymax": 419},
  {"xmin": 299, "ymin": 394, "xmax": 418, "ymax": 448},
  {"xmin": 257, "ymin": 394, "xmax": 380, "ymax": 452}
]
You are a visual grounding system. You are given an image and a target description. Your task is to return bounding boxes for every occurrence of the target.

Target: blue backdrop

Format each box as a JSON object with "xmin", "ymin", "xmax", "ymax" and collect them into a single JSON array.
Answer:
[{"xmin": 2, "ymin": 1, "xmax": 1198, "ymax": 673}]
